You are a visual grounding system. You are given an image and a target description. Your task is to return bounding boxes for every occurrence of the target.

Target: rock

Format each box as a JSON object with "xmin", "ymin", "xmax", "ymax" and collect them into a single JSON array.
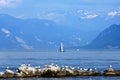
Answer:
[
  {"xmin": 103, "ymin": 65, "xmax": 117, "ymax": 76},
  {"xmin": 41, "ymin": 69, "xmax": 56, "ymax": 77},
  {"xmin": 56, "ymin": 70, "xmax": 67, "ymax": 77},
  {"xmin": 1, "ymin": 64, "xmax": 120, "ymax": 78},
  {"xmin": 103, "ymin": 70, "xmax": 116, "ymax": 76},
  {"xmin": 3, "ymin": 67, "xmax": 15, "ymax": 78},
  {"xmin": 15, "ymin": 70, "xmax": 26, "ymax": 78}
]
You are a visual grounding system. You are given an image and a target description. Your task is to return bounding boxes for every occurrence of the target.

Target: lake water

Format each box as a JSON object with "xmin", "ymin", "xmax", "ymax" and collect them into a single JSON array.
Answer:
[{"xmin": 0, "ymin": 50, "xmax": 120, "ymax": 80}]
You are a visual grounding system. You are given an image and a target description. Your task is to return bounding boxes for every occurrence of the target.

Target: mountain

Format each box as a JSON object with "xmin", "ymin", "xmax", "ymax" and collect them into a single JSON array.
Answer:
[
  {"xmin": 1, "ymin": 14, "xmax": 120, "ymax": 50},
  {"xmin": 0, "ymin": 14, "xmax": 89, "ymax": 49},
  {"xmin": 83, "ymin": 24, "xmax": 120, "ymax": 49}
]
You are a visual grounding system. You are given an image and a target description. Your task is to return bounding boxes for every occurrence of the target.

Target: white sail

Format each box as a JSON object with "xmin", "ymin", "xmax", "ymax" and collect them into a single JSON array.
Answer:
[{"xmin": 60, "ymin": 42, "xmax": 64, "ymax": 52}]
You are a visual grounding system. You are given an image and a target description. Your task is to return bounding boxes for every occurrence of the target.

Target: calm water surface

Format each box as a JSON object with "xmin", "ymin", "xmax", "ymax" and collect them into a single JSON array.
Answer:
[{"xmin": 0, "ymin": 50, "xmax": 120, "ymax": 80}]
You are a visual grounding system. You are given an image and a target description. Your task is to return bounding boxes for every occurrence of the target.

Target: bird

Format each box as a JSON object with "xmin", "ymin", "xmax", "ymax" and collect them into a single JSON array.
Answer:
[
  {"xmin": 80, "ymin": 68, "xmax": 83, "ymax": 71},
  {"xmin": 35, "ymin": 66, "xmax": 40, "ymax": 69},
  {"xmin": 109, "ymin": 65, "xmax": 112, "ymax": 68},
  {"xmin": 77, "ymin": 67, "xmax": 80, "ymax": 70},
  {"xmin": 51, "ymin": 63, "xmax": 54, "ymax": 66},
  {"xmin": 89, "ymin": 68, "xmax": 93, "ymax": 71},
  {"xmin": 65, "ymin": 66, "xmax": 69, "ymax": 69},
  {"xmin": 94, "ymin": 68, "xmax": 97, "ymax": 70},
  {"xmin": 83, "ymin": 68, "xmax": 88, "ymax": 71}
]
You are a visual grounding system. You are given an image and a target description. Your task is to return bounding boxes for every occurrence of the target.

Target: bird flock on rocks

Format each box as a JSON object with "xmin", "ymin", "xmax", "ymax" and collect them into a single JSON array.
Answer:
[{"xmin": 0, "ymin": 63, "xmax": 119, "ymax": 78}]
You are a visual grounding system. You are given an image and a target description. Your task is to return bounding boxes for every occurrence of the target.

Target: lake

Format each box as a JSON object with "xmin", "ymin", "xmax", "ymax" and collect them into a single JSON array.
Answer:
[{"xmin": 0, "ymin": 50, "xmax": 120, "ymax": 80}]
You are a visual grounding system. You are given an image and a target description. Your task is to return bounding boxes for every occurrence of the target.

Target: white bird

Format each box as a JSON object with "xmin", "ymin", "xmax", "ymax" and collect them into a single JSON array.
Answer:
[
  {"xmin": 94, "ymin": 68, "xmax": 97, "ymax": 70},
  {"xmin": 69, "ymin": 66, "xmax": 72, "ymax": 69},
  {"xmin": 107, "ymin": 65, "xmax": 114, "ymax": 71},
  {"xmin": 62, "ymin": 67, "xmax": 65, "ymax": 70},
  {"xmin": 80, "ymin": 68, "xmax": 83, "ymax": 71},
  {"xmin": 20, "ymin": 64, "xmax": 26, "ymax": 67},
  {"xmin": 77, "ymin": 67, "xmax": 80, "ymax": 69},
  {"xmin": 83, "ymin": 68, "xmax": 88, "ymax": 71},
  {"xmin": 110, "ymin": 65, "xmax": 112, "ymax": 68},
  {"xmin": 35, "ymin": 66, "xmax": 40, "ymax": 69},
  {"xmin": 51, "ymin": 63, "xmax": 54, "ymax": 66},
  {"xmin": 89, "ymin": 68, "xmax": 93, "ymax": 71},
  {"xmin": 65, "ymin": 66, "xmax": 69, "ymax": 69},
  {"xmin": 71, "ymin": 67, "xmax": 75, "ymax": 70},
  {"xmin": 55, "ymin": 64, "xmax": 58, "ymax": 67},
  {"xmin": 27, "ymin": 64, "xmax": 30, "ymax": 67}
]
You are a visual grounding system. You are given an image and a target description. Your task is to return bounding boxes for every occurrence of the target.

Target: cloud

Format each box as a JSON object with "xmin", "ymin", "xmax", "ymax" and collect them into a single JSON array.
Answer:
[
  {"xmin": 81, "ymin": 14, "xmax": 98, "ymax": 19},
  {"xmin": 76, "ymin": 10, "xmax": 98, "ymax": 19},
  {"xmin": 37, "ymin": 12, "xmax": 65, "ymax": 22},
  {"xmin": 0, "ymin": 0, "xmax": 21, "ymax": 8},
  {"xmin": 108, "ymin": 11, "xmax": 117, "ymax": 16},
  {"xmin": 107, "ymin": 11, "xmax": 119, "ymax": 16}
]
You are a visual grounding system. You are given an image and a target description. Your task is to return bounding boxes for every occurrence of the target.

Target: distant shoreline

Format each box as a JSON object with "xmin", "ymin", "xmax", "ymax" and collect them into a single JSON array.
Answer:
[{"xmin": 0, "ymin": 48, "xmax": 120, "ymax": 52}]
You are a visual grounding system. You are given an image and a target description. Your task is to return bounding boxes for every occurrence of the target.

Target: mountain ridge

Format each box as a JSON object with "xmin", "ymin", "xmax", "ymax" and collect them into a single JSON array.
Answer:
[
  {"xmin": 82, "ymin": 24, "xmax": 120, "ymax": 49},
  {"xmin": 0, "ymin": 14, "xmax": 86, "ymax": 49}
]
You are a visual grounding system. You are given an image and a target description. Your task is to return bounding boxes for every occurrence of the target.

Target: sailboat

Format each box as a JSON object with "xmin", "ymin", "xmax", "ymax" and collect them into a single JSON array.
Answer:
[{"xmin": 60, "ymin": 42, "xmax": 64, "ymax": 52}]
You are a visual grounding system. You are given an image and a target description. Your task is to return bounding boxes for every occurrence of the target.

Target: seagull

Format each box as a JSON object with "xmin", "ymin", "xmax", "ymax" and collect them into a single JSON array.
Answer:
[
  {"xmin": 51, "ymin": 63, "xmax": 54, "ymax": 66},
  {"xmin": 83, "ymin": 68, "xmax": 88, "ymax": 71},
  {"xmin": 55, "ymin": 64, "xmax": 58, "ymax": 67},
  {"xmin": 110, "ymin": 65, "xmax": 112, "ymax": 68},
  {"xmin": 35, "ymin": 66, "xmax": 40, "ymax": 69},
  {"xmin": 65, "ymin": 66, "xmax": 69, "ymax": 69},
  {"xmin": 89, "ymin": 68, "xmax": 93, "ymax": 71},
  {"xmin": 77, "ymin": 67, "xmax": 80, "ymax": 70}
]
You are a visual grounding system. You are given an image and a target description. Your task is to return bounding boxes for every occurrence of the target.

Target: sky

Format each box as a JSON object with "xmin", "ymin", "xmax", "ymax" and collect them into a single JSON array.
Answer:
[
  {"xmin": 0, "ymin": 0, "xmax": 120, "ymax": 25},
  {"xmin": 0, "ymin": 0, "xmax": 120, "ymax": 16}
]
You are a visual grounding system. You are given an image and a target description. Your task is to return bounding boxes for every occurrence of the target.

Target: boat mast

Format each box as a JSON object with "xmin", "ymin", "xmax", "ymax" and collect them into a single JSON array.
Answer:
[{"xmin": 60, "ymin": 42, "xmax": 64, "ymax": 52}]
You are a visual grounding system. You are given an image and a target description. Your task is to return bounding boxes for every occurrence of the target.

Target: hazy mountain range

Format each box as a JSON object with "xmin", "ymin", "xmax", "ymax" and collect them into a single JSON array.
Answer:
[
  {"xmin": 0, "ymin": 14, "xmax": 120, "ymax": 50},
  {"xmin": 0, "ymin": 14, "xmax": 87, "ymax": 49}
]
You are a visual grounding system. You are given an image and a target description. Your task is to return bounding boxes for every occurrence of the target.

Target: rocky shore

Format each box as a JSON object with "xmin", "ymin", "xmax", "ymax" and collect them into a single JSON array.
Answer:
[{"xmin": 0, "ymin": 64, "xmax": 119, "ymax": 78}]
